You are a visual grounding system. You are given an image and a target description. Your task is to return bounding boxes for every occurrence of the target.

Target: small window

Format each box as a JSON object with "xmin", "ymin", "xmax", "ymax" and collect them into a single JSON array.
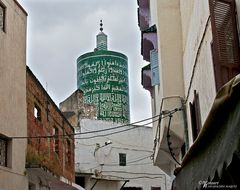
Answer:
[
  {"xmin": 0, "ymin": 137, "xmax": 7, "ymax": 167},
  {"xmin": 75, "ymin": 176, "xmax": 85, "ymax": 188},
  {"xmin": 34, "ymin": 104, "xmax": 41, "ymax": 121},
  {"xmin": 53, "ymin": 127, "xmax": 59, "ymax": 154},
  {"xmin": 151, "ymin": 187, "xmax": 161, "ymax": 190},
  {"xmin": 119, "ymin": 153, "xmax": 126, "ymax": 166},
  {"xmin": 29, "ymin": 183, "xmax": 36, "ymax": 190},
  {"xmin": 0, "ymin": 3, "xmax": 5, "ymax": 32},
  {"xmin": 65, "ymin": 139, "xmax": 71, "ymax": 166},
  {"xmin": 46, "ymin": 101, "xmax": 50, "ymax": 122}
]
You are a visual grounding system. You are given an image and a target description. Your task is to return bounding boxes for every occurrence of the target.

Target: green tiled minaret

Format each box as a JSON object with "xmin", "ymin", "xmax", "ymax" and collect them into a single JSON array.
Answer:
[{"xmin": 77, "ymin": 20, "xmax": 130, "ymax": 123}]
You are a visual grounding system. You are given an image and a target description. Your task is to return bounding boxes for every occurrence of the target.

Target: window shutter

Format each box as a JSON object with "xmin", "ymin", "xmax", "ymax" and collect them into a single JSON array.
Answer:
[
  {"xmin": 150, "ymin": 49, "xmax": 160, "ymax": 86},
  {"xmin": 189, "ymin": 90, "xmax": 201, "ymax": 141},
  {"xmin": 209, "ymin": 0, "xmax": 240, "ymax": 90}
]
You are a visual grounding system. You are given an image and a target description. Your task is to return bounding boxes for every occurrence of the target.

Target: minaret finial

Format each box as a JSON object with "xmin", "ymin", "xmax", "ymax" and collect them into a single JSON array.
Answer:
[{"xmin": 100, "ymin": 19, "xmax": 103, "ymax": 32}]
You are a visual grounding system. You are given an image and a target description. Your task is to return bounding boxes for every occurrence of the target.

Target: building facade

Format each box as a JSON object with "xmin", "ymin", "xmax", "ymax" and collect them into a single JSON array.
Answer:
[
  {"xmin": 26, "ymin": 67, "xmax": 77, "ymax": 190},
  {"xmin": 137, "ymin": 0, "xmax": 240, "ymax": 188},
  {"xmin": 75, "ymin": 119, "xmax": 170, "ymax": 190},
  {"xmin": 0, "ymin": 0, "xmax": 28, "ymax": 189},
  {"xmin": 77, "ymin": 21, "xmax": 130, "ymax": 123},
  {"xmin": 138, "ymin": 0, "xmax": 186, "ymax": 177}
]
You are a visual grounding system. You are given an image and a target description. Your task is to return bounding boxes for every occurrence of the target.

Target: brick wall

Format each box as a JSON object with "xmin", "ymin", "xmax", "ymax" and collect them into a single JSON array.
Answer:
[{"xmin": 26, "ymin": 67, "xmax": 75, "ymax": 182}]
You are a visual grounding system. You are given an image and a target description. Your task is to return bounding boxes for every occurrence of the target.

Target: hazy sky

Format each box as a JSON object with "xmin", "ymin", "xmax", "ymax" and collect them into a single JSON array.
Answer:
[{"xmin": 18, "ymin": 0, "xmax": 152, "ymax": 123}]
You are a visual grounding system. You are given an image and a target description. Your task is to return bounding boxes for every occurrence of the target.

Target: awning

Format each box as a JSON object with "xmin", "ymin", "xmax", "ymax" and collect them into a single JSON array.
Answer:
[
  {"xmin": 141, "ymin": 64, "xmax": 153, "ymax": 95},
  {"xmin": 27, "ymin": 166, "xmax": 80, "ymax": 190},
  {"xmin": 172, "ymin": 75, "xmax": 240, "ymax": 190},
  {"xmin": 137, "ymin": 0, "xmax": 150, "ymax": 31},
  {"xmin": 141, "ymin": 25, "xmax": 158, "ymax": 62}
]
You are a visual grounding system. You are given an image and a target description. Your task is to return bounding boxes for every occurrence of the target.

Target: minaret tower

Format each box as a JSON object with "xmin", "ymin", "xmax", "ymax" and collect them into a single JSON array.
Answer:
[
  {"xmin": 96, "ymin": 20, "xmax": 108, "ymax": 50},
  {"xmin": 77, "ymin": 20, "xmax": 130, "ymax": 123}
]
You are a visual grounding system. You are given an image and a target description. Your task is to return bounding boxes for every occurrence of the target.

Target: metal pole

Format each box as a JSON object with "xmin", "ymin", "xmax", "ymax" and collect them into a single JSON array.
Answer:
[
  {"xmin": 120, "ymin": 180, "xmax": 129, "ymax": 190},
  {"xmin": 90, "ymin": 179, "xmax": 99, "ymax": 190}
]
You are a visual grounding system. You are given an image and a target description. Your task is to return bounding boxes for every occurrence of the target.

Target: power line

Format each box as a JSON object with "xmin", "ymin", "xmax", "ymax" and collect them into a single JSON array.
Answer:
[
  {"xmin": 10, "ymin": 113, "xmax": 161, "ymax": 139},
  {"xmin": 74, "ymin": 118, "xmax": 159, "ymax": 140},
  {"xmin": 75, "ymin": 112, "xmax": 177, "ymax": 140},
  {"xmin": 166, "ymin": 113, "xmax": 181, "ymax": 165},
  {"xmin": 10, "ymin": 108, "xmax": 180, "ymax": 139},
  {"xmin": 79, "ymin": 162, "xmax": 154, "ymax": 172},
  {"xmin": 102, "ymin": 171, "xmax": 163, "ymax": 176},
  {"xmin": 79, "ymin": 125, "xmax": 152, "ymax": 150},
  {"xmin": 105, "ymin": 175, "xmax": 163, "ymax": 180},
  {"xmin": 75, "ymin": 113, "xmax": 160, "ymax": 135},
  {"xmin": 103, "ymin": 154, "xmax": 152, "ymax": 166}
]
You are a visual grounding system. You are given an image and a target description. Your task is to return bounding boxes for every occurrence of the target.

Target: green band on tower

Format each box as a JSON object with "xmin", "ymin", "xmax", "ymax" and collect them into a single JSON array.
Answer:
[{"xmin": 77, "ymin": 20, "xmax": 130, "ymax": 123}]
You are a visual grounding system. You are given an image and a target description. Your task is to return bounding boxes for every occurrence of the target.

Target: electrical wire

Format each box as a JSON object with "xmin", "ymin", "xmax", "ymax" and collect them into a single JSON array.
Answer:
[
  {"xmin": 78, "ymin": 154, "xmax": 153, "ymax": 171},
  {"xmin": 80, "ymin": 125, "xmax": 152, "ymax": 150},
  {"xmin": 103, "ymin": 154, "xmax": 152, "ymax": 166},
  {"xmin": 74, "ymin": 118, "xmax": 159, "ymax": 140},
  {"xmin": 75, "ymin": 113, "xmax": 161, "ymax": 135},
  {"xmin": 80, "ymin": 162, "xmax": 153, "ymax": 172},
  {"xmin": 166, "ymin": 114, "xmax": 181, "ymax": 165},
  {"xmin": 102, "ymin": 175, "xmax": 164, "ymax": 180},
  {"xmin": 152, "ymin": 107, "xmax": 182, "ymax": 160},
  {"xmin": 10, "ymin": 108, "xmax": 180, "ymax": 140},
  {"xmin": 75, "ymin": 112, "xmax": 179, "ymax": 140},
  {"xmin": 10, "ymin": 113, "xmax": 161, "ymax": 139},
  {"xmin": 102, "ymin": 171, "xmax": 163, "ymax": 176}
]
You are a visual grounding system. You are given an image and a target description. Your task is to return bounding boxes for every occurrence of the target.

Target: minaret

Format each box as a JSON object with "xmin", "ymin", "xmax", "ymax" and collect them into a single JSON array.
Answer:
[
  {"xmin": 77, "ymin": 20, "xmax": 130, "ymax": 123},
  {"xmin": 96, "ymin": 20, "xmax": 108, "ymax": 50}
]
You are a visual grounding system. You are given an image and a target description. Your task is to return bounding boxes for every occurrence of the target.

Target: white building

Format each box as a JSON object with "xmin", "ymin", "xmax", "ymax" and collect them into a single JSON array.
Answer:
[
  {"xmin": 137, "ymin": 0, "xmax": 240, "ymax": 189},
  {"xmin": 75, "ymin": 119, "xmax": 171, "ymax": 190}
]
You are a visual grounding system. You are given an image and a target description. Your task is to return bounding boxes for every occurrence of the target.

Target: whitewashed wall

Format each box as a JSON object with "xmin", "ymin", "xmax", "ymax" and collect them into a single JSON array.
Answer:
[
  {"xmin": 180, "ymin": 0, "xmax": 217, "ymax": 145},
  {"xmin": 75, "ymin": 119, "xmax": 171, "ymax": 190}
]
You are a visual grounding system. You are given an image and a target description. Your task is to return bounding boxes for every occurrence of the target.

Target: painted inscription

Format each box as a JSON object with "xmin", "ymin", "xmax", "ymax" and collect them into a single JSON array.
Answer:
[{"xmin": 77, "ymin": 54, "xmax": 130, "ymax": 123}]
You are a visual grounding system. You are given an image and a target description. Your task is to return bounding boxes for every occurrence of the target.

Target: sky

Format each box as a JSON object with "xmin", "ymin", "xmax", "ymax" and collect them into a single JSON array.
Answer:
[{"xmin": 18, "ymin": 0, "xmax": 152, "ymax": 123}]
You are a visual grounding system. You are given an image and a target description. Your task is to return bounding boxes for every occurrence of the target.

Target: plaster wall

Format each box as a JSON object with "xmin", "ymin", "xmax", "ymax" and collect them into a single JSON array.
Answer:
[
  {"xmin": 75, "ymin": 119, "xmax": 170, "ymax": 190},
  {"xmin": 155, "ymin": 0, "xmax": 184, "ymax": 99},
  {"xmin": 180, "ymin": 0, "xmax": 216, "ymax": 145},
  {"xmin": 0, "ymin": 0, "xmax": 28, "ymax": 189}
]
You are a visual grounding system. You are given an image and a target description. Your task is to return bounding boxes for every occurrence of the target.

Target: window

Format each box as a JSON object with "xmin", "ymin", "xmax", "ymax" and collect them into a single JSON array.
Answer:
[
  {"xmin": 46, "ymin": 101, "xmax": 50, "ymax": 122},
  {"xmin": 0, "ymin": 3, "xmax": 5, "ymax": 32},
  {"xmin": 76, "ymin": 176, "xmax": 85, "ymax": 188},
  {"xmin": 151, "ymin": 187, "xmax": 161, "ymax": 190},
  {"xmin": 28, "ymin": 183, "xmax": 36, "ymax": 190},
  {"xmin": 65, "ymin": 139, "xmax": 71, "ymax": 165},
  {"xmin": 34, "ymin": 104, "xmax": 41, "ymax": 121},
  {"xmin": 53, "ymin": 127, "xmax": 59, "ymax": 154},
  {"xmin": 150, "ymin": 49, "xmax": 160, "ymax": 86},
  {"xmin": 209, "ymin": 0, "xmax": 240, "ymax": 90},
  {"xmin": 119, "ymin": 153, "xmax": 126, "ymax": 166},
  {"xmin": 0, "ymin": 137, "xmax": 7, "ymax": 166},
  {"xmin": 189, "ymin": 90, "xmax": 201, "ymax": 141}
]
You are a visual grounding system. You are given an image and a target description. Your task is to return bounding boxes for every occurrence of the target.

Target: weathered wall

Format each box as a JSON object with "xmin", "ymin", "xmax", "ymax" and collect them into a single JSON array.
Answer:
[
  {"xmin": 75, "ymin": 119, "xmax": 171, "ymax": 190},
  {"xmin": 26, "ymin": 67, "xmax": 75, "ymax": 182},
  {"xmin": 0, "ymin": 0, "xmax": 28, "ymax": 189},
  {"xmin": 180, "ymin": 0, "xmax": 216, "ymax": 144},
  {"xmin": 60, "ymin": 89, "xmax": 97, "ymax": 128}
]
